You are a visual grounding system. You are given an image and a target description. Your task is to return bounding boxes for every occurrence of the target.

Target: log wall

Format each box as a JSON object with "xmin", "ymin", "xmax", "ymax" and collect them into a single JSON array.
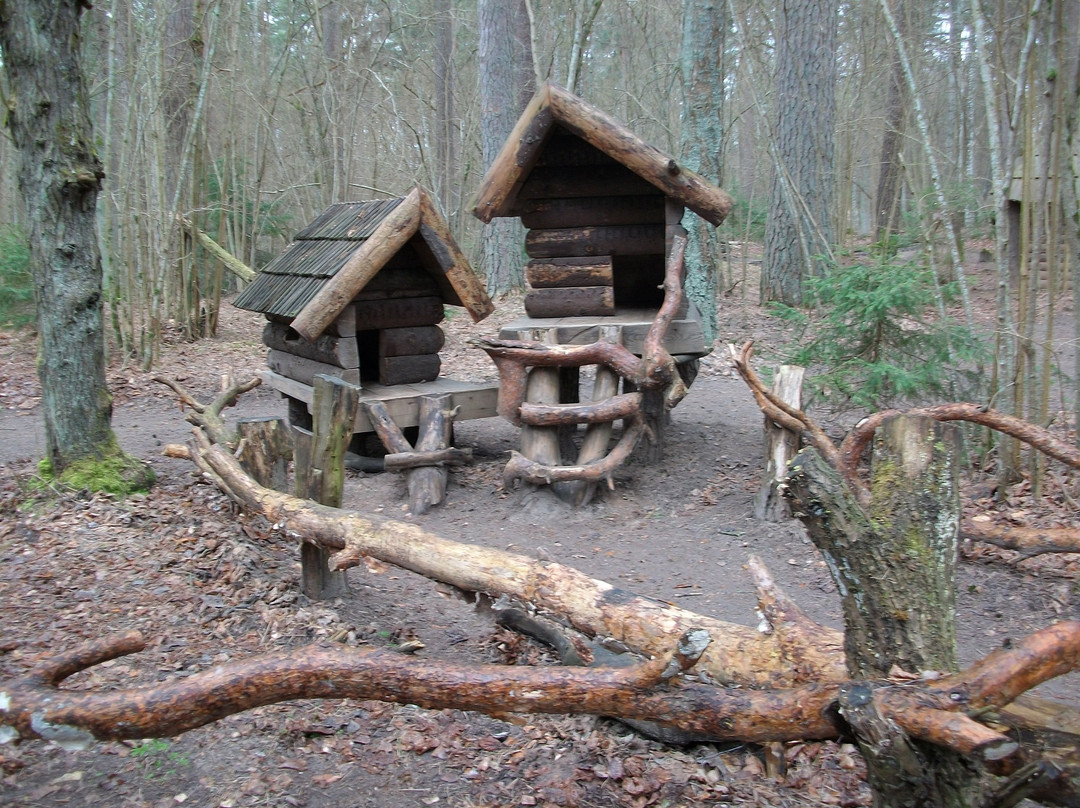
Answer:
[
  {"xmin": 263, "ymin": 238, "xmax": 448, "ymax": 389},
  {"xmin": 517, "ymin": 126, "xmax": 669, "ymax": 318}
]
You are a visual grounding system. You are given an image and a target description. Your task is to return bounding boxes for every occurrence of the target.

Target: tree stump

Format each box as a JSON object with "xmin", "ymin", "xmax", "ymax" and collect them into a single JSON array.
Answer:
[
  {"xmin": 753, "ymin": 365, "xmax": 805, "ymax": 521},
  {"xmin": 235, "ymin": 416, "xmax": 292, "ymax": 492},
  {"xmin": 293, "ymin": 374, "xmax": 357, "ymax": 600},
  {"xmin": 785, "ymin": 414, "xmax": 981, "ymax": 807}
]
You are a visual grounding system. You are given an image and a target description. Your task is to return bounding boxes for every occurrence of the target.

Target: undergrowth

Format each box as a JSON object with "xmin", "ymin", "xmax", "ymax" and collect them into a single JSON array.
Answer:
[
  {"xmin": 768, "ymin": 253, "xmax": 985, "ymax": 412},
  {"xmin": 0, "ymin": 225, "xmax": 34, "ymax": 329}
]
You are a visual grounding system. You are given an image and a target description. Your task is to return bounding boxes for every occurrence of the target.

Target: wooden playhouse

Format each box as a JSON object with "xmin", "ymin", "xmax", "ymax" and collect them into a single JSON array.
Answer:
[
  {"xmin": 470, "ymin": 83, "xmax": 733, "ymax": 503},
  {"xmin": 233, "ymin": 186, "xmax": 498, "ymax": 446}
]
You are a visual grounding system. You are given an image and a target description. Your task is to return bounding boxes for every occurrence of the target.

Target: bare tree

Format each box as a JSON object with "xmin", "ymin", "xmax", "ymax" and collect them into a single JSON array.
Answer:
[{"xmin": 0, "ymin": 0, "xmax": 149, "ymax": 489}]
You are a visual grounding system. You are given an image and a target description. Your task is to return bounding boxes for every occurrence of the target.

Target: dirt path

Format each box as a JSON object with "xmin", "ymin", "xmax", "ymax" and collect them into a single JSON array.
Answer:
[{"xmin": 1, "ymin": 297, "xmax": 1078, "ymax": 808}]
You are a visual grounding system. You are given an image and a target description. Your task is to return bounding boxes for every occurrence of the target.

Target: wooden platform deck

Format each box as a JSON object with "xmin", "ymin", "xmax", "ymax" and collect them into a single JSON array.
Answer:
[
  {"xmin": 498, "ymin": 309, "xmax": 708, "ymax": 358},
  {"xmin": 263, "ymin": 371, "xmax": 500, "ymax": 433}
]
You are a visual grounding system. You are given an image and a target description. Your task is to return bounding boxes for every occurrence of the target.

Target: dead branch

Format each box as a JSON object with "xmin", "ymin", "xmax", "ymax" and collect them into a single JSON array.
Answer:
[
  {"xmin": 151, "ymin": 374, "xmax": 262, "ymax": 447},
  {"xmin": 962, "ymin": 520, "xmax": 1080, "ymax": 558},
  {"xmin": 3, "ymin": 622, "xmax": 1080, "ymax": 777},
  {"xmin": 502, "ymin": 416, "xmax": 645, "ymax": 488},
  {"xmin": 728, "ymin": 341, "xmax": 853, "ymax": 496},
  {"xmin": 840, "ymin": 403, "xmax": 1080, "ymax": 481},
  {"xmin": 518, "ymin": 392, "xmax": 643, "ymax": 427}
]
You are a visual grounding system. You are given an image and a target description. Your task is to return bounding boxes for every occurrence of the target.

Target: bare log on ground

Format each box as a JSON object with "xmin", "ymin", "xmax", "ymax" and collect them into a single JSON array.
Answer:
[
  {"xmin": 185, "ymin": 428, "xmax": 844, "ymax": 688},
  {"xmin": 962, "ymin": 520, "xmax": 1080, "ymax": 557},
  {"xmin": 3, "ymin": 622, "xmax": 1080, "ymax": 788}
]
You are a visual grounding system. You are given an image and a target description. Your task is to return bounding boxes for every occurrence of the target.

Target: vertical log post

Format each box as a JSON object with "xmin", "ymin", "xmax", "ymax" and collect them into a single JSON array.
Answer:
[
  {"xmin": 519, "ymin": 328, "xmax": 564, "ymax": 493},
  {"xmin": 561, "ymin": 325, "xmax": 624, "ymax": 506},
  {"xmin": 293, "ymin": 374, "xmax": 358, "ymax": 600},
  {"xmin": 235, "ymin": 416, "xmax": 293, "ymax": 492},
  {"xmin": 407, "ymin": 394, "xmax": 455, "ymax": 515},
  {"xmin": 785, "ymin": 414, "xmax": 979, "ymax": 807},
  {"xmin": 753, "ymin": 365, "xmax": 805, "ymax": 521}
]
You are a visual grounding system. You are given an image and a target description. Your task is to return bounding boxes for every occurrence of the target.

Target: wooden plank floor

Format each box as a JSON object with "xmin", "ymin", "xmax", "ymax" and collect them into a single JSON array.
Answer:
[
  {"xmin": 498, "ymin": 309, "xmax": 707, "ymax": 357},
  {"xmin": 263, "ymin": 371, "xmax": 500, "ymax": 432}
]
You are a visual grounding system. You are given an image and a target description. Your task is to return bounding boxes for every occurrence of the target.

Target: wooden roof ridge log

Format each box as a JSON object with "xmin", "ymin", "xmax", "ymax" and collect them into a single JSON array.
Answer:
[{"xmin": 469, "ymin": 82, "xmax": 735, "ymax": 226}]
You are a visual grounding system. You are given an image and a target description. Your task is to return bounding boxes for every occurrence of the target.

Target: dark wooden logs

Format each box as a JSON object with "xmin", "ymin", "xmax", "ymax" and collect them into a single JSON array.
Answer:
[
  {"xmin": 754, "ymin": 365, "xmax": 805, "ymax": 521},
  {"xmin": 524, "ymin": 224, "xmax": 665, "ymax": 259},
  {"xmin": 520, "ymin": 195, "xmax": 665, "ymax": 229},
  {"xmin": 518, "ymin": 166, "xmax": 658, "ymax": 201},
  {"xmin": 293, "ymin": 374, "xmax": 357, "ymax": 600},
  {"xmin": 262, "ymin": 322, "xmax": 360, "ymax": 368},
  {"xmin": 351, "ymin": 296, "xmax": 444, "ymax": 330},
  {"xmin": 379, "ymin": 325, "xmax": 444, "ymax": 356},
  {"xmin": 377, "ymin": 354, "xmax": 441, "ymax": 385},
  {"xmin": 524, "ymin": 286, "xmax": 615, "ymax": 317},
  {"xmin": 525, "ymin": 256, "xmax": 614, "ymax": 288},
  {"xmin": 267, "ymin": 349, "xmax": 360, "ymax": 386}
]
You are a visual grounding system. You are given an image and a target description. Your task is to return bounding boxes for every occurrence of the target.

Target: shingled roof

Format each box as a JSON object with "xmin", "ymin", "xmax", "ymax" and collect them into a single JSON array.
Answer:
[
  {"xmin": 470, "ymin": 83, "xmax": 733, "ymax": 227},
  {"xmin": 234, "ymin": 187, "xmax": 493, "ymax": 341}
]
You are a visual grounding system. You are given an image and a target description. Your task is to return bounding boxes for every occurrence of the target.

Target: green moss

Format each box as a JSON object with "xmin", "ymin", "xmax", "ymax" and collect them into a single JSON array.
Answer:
[{"xmin": 36, "ymin": 437, "xmax": 155, "ymax": 496}]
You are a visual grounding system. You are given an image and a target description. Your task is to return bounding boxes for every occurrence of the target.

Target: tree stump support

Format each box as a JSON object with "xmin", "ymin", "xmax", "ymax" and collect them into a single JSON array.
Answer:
[
  {"xmin": 235, "ymin": 416, "xmax": 293, "ymax": 492},
  {"xmin": 753, "ymin": 364, "xmax": 805, "ymax": 521},
  {"xmin": 785, "ymin": 413, "xmax": 982, "ymax": 806},
  {"xmin": 362, "ymin": 394, "xmax": 466, "ymax": 515},
  {"xmin": 293, "ymin": 374, "xmax": 357, "ymax": 600}
]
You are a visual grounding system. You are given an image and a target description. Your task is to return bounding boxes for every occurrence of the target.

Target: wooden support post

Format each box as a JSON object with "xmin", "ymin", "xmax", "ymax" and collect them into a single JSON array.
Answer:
[
  {"xmin": 628, "ymin": 380, "xmax": 666, "ymax": 465},
  {"xmin": 293, "ymin": 374, "xmax": 358, "ymax": 600},
  {"xmin": 560, "ymin": 325, "xmax": 623, "ymax": 506},
  {"xmin": 407, "ymin": 395, "xmax": 455, "ymax": 515},
  {"xmin": 754, "ymin": 365, "xmax": 805, "ymax": 521},
  {"xmin": 235, "ymin": 417, "xmax": 293, "ymax": 492},
  {"xmin": 519, "ymin": 329, "xmax": 564, "ymax": 494}
]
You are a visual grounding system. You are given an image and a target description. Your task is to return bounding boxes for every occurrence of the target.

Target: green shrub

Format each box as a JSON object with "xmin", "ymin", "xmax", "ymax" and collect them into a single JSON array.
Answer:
[
  {"xmin": 0, "ymin": 225, "xmax": 35, "ymax": 328},
  {"xmin": 768, "ymin": 255, "xmax": 985, "ymax": 412}
]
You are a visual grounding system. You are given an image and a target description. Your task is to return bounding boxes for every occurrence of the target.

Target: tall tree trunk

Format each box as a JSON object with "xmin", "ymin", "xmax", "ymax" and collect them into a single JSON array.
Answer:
[
  {"xmin": 761, "ymin": 0, "xmax": 838, "ymax": 305},
  {"xmin": 434, "ymin": 0, "xmax": 459, "ymax": 219},
  {"xmin": 680, "ymin": 0, "xmax": 728, "ymax": 345},
  {"xmin": 874, "ymin": 3, "xmax": 910, "ymax": 244},
  {"xmin": 478, "ymin": 0, "xmax": 534, "ymax": 296},
  {"xmin": 0, "ymin": 0, "xmax": 115, "ymax": 473}
]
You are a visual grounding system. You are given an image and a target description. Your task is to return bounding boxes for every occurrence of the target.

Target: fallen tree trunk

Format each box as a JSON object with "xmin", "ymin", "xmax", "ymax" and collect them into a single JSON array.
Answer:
[
  {"xmin": 3, "ymin": 622, "xmax": 1080, "ymax": 806},
  {"xmin": 185, "ymin": 427, "xmax": 845, "ymax": 688}
]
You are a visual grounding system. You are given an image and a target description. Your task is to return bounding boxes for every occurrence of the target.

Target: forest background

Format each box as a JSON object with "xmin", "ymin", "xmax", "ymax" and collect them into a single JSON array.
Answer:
[{"xmin": 1, "ymin": 0, "xmax": 1078, "ymax": 467}]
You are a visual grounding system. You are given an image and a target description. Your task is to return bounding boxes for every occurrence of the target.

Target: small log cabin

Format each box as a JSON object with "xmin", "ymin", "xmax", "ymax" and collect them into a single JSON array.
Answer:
[
  {"xmin": 471, "ymin": 81, "xmax": 733, "ymax": 355},
  {"xmin": 233, "ymin": 187, "xmax": 498, "ymax": 437},
  {"xmin": 468, "ymin": 84, "xmax": 733, "ymax": 502}
]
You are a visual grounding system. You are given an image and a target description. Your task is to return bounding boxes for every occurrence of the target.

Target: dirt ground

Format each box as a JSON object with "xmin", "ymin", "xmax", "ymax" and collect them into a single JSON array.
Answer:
[{"xmin": 1, "ymin": 258, "xmax": 1078, "ymax": 808}]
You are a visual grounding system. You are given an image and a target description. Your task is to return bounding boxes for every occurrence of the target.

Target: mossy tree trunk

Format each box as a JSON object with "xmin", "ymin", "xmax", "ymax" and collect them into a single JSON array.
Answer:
[
  {"xmin": 0, "ymin": 0, "xmax": 117, "ymax": 474},
  {"xmin": 785, "ymin": 414, "xmax": 983, "ymax": 808}
]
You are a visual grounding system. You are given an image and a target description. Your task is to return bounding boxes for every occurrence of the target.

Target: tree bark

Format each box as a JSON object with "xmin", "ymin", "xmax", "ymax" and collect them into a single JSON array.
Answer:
[
  {"xmin": 761, "ymin": 0, "xmax": 837, "ymax": 305},
  {"xmin": 477, "ymin": 0, "xmax": 534, "ymax": 295},
  {"xmin": 786, "ymin": 414, "xmax": 984, "ymax": 806},
  {"xmin": 680, "ymin": 0, "xmax": 729, "ymax": 344},
  {"xmin": 754, "ymin": 365, "xmax": 805, "ymax": 521},
  {"xmin": 0, "ymin": 0, "xmax": 114, "ymax": 474}
]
